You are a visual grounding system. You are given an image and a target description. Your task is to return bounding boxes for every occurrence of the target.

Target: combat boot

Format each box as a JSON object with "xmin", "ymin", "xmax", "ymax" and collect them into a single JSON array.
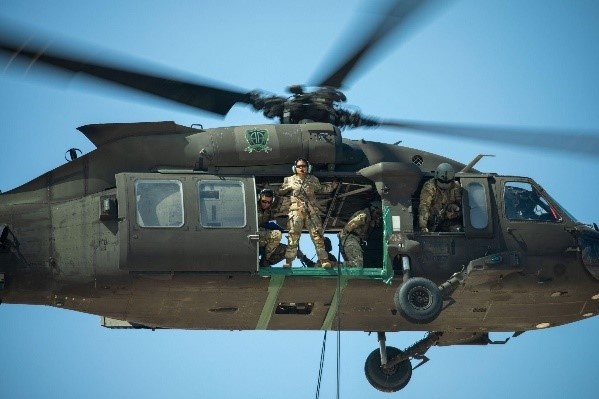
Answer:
[{"xmin": 283, "ymin": 258, "xmax": 294, "ymax": 268}]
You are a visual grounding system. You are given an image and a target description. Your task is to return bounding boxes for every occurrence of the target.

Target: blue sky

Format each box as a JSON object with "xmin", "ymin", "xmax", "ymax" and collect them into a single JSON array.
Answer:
[{"xmin": 1, "ymin": 1, "xmax": 599, "ymax": 398}]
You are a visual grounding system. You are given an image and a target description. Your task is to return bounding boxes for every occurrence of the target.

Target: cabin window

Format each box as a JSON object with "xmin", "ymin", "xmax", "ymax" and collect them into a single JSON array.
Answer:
[
  {"xmin": 467, "ymin": 182, "xmax": 489, "ymax": 229},
  {"xmin": 135, "ymin": 180, "xmax": 184, "ymax": 228},
  {"xmin": 198, "ymin": 180, "xmax": 246, "ymax": 228},
  {"xmin": 504, "ymin": 182, "xmax": 561, "ymax": 222}
]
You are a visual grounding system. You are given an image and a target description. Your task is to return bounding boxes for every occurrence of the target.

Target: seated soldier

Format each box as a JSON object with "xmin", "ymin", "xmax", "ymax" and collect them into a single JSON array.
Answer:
[
  {"xmin": 257, "ymin": 188, "xmax": 286, "ymax": 267},
  {"xmin": 339, "ymin": 201, "xmax": 382, "ymax": 267},
  {"xmin": 418, "ymin": 163, "xmax": 462, "ymax": 232}
]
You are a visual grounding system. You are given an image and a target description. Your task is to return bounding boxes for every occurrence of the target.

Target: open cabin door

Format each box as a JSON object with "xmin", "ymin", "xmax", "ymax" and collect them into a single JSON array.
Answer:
[{"xmin": 116, "ymin": 173, "xmax": 258, "ymax": 272}]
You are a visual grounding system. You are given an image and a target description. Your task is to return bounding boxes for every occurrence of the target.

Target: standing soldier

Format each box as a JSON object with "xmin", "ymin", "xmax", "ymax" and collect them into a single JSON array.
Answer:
[
  {"xmin": 257, "ymin": 188, "xmax": 286, "ymax": 267},
  {"xmin": 418, "ymin": 163, "xmax": 462, "ymax": 232},
  {"xmin": 339, "ymin": 202, "xmax": 382, "ymax": 267},
  {"xmin": 278, "ymin": 158, "xmax": 338, "ymax": 268}
]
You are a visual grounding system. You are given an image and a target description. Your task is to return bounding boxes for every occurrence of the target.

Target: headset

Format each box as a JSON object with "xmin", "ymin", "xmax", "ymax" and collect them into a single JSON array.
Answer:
[
  {"xmin": 258, "ymin": 188, "xmax": 275, "ymax": 204},
  {"xmin": 292, "ymin": 157, "xmax": 312, "ymax": 174}
]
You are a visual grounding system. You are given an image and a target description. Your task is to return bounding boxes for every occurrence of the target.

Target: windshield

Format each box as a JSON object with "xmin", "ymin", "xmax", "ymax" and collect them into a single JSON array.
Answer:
[{"xmin": 580, "ymin": 230, "xmax": 599, "ymax": 280}]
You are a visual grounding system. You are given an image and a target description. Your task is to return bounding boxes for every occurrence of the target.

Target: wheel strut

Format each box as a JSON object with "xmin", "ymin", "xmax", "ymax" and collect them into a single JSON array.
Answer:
[
  {"xmin": 384, "ymin": 331, "xmax": 442, "ymax": 370},
  {"xmin": 377, "ymin": 332, "xmax": 388, "ymax": 365}
]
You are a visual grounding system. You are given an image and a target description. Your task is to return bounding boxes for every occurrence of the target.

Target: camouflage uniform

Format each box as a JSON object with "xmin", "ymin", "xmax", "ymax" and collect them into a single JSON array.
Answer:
[
  {"xmin": 278, "ymin": 174, "xmax": 335, "ymax": 263},
  {"xmin": 257, "ymin": 201, "xmax": 284, "ymax": 265},
  {"xmin": 418, "ymin": 179, "xmax": 462, "ymax": 232},
  {"xmin": 339, "ymin": 207, "xmax": 380, "ymax": 267}
]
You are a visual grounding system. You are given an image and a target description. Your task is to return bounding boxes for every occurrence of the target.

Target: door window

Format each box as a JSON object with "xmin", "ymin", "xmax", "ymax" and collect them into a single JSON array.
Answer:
[
  {"xmin": 467, "ymin": 182, "xmax": 489, "ymax": 229},
  {"xmin": 135, "ymin": 180, "xmax": 184, "ymax": 228},
  {"xmin": 198, "ymin": 181, "xmax": 247, "ymax": 228}
]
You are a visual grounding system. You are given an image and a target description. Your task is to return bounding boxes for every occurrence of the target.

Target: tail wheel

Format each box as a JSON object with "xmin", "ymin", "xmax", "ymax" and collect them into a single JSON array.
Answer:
[
  {"xmin": 364, "ymin": 346, "xmax": 412, "ymax": 393},
  {"xmin": 395, "ymin": 277, "xmax": 443, "ymax": 324}
]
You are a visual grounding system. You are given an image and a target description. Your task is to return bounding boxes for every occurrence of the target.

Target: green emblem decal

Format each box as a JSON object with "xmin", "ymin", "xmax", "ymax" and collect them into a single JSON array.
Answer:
[{"xmin": 244, "ymin": 128, "xmax": 272, "ymax": 153}]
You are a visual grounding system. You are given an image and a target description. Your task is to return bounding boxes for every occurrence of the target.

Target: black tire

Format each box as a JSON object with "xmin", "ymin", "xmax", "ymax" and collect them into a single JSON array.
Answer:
[
  {"xmin": 364, "ymin": 346, "xmax": 412, "ymax": 393},
  {"xmin": 395, "ymin": 277, "xmax": 443, "ymax": 324}
]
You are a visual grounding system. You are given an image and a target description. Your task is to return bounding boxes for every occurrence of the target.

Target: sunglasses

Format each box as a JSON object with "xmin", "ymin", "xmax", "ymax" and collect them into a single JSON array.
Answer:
[
  {"xmin": 260, "ymin": 200, "xmax": 272, "ymax": 204},
  {"xmin": 296, "ymin": 164, "xmax": 308, "ymax": 168}
]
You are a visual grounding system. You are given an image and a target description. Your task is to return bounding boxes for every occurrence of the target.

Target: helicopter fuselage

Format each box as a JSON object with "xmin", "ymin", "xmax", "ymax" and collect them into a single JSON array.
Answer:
[{"xmin": 1, "ymin": 122, "xmax": 598, "ymax": 334}]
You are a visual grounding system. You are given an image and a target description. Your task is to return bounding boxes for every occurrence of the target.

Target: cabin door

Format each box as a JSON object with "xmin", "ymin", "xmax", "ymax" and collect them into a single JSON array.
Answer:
[{"xmin": 116, "ymin": 173, "xmax": 258, "ymax": 272}]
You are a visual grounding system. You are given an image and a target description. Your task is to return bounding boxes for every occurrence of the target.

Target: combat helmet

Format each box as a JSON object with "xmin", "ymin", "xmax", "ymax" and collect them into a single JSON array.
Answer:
[{"xmin": 435, "ymin": 163, "xmax": 455, "ymax": 189}]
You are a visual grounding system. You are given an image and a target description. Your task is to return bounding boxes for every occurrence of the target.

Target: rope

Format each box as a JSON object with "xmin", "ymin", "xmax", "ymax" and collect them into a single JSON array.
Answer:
[
  {"xmin": 336, "ymin": 254, "xmax": 342, "ymax": 399},
  {"xmin": 315, "ymin": 331, "xmax": 327, "ymax": 399}
]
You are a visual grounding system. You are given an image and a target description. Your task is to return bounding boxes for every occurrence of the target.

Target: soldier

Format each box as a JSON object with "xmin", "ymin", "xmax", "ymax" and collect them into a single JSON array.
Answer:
[
  {"xmin": 257, "ymin": 188, "xmax": 286, "ymax": 267},
  {"xmin": 339, "ymin": 202, "xmax": 382, "ymax": 267},
  {"xmin": 297, "ymin": 237, "xmax": 337, "ymax": 267},
  {"xmin": 278, "ymin": 158, "xmax": 338, "ymax": 268},
  {"xmin": 418, "ymin": 163, "xmax": 462, "ymax": 232}
]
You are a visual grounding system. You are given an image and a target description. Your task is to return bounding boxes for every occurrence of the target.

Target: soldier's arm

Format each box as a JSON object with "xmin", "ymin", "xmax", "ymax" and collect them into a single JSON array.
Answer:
[
  {"xmin": 278, "ymin": 177, "xmax": 292, "ymax": 195},
  {"xmin": 418, "ymin": 181, "xmax": 435, "ymax": 229},
  {"xmin": 445, "ymin": 183, "xmax": 463, "ymax": 219},
  {"xmin": 312, "ymin": 176, "xmax": 337, "ymax": 194},
  {"xmin": 341, "ymin": 212, "xmax": 367, "ymax": 235}
]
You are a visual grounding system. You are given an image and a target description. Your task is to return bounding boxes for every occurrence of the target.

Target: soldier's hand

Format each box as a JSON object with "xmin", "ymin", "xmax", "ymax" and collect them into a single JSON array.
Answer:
[
  {"xmin": 447, "ymin": 204, "xmax": 460, "ymax": 212},
  {"xmin": 420, "ymin": 226, "xmax": 429, "ymax": 233}
]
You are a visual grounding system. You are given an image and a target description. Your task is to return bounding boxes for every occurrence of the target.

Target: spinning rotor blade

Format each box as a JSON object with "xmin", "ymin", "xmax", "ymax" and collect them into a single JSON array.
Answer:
[
  {"xmin": 0, "ymin": 31, "xmax": 251, "ymax": 116},
  {"xmin": 380, "ymin": 120, "xmax": 599, "ymax": 157},
  {"xmin": 312, "ymin": 0, "xmax": 444, "ymax": 88}
]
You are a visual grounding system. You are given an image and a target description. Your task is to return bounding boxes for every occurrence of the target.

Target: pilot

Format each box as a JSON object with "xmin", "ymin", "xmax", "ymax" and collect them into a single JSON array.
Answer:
[
  {"xmin": 505, "ymin": 186, "xmax": 558, "ymax": 221},
  {"xmin": 278, "ymin": 157, "xmax": 339, "ymax": 268},
  {"xmin": 257, "ymin": 188, "xmax": 286, "ymax": 267},
  {"xmin": 339, "ymin": 201, "xmax": 382, "ymax": 267},
  {"xmin": 297, "ymin": 237, "xmax": 337, "ymax": 267},
  {"xmin": 505, "ymin": 187, "xmax": 532, "ymax": 219},
  {"xmin": 418, "ymin": 163, "xmax": 462, "ymax": 232}
]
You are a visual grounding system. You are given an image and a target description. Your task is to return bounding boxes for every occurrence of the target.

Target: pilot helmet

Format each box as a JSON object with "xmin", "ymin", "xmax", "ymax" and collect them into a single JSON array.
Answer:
[{"xmin": 435, "ymin": 163, "xmax": 455, "ymax": 190}]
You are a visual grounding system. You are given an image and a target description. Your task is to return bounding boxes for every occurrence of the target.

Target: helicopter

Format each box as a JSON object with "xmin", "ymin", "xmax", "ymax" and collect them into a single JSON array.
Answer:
[{"xmin": 4, "ymin": 0, "xmax": 599, "ymax": 396}]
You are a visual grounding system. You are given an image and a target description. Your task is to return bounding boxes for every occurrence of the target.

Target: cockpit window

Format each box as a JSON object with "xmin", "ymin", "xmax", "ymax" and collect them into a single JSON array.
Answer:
[
  {"xmin": 135, "ymin": 180, "xmax": 184, "ymax": 228},
  {"xmin": 504, "ymin": 182, "xmax": 561, "ymax": 222},
  {"xmin": 198, "ymin": 180, "xmax": 246, "ymax": 228}
]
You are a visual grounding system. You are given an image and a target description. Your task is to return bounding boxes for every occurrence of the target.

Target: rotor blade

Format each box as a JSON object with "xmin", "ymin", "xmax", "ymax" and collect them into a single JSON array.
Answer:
[
  {"xmin": 312, "ymin": 0, "xmax": 444, "ymax": 88},
  {"xmin": 380, "ymin": 120, "xmax": 599, "ymax": 158},
  {"xmin": 0, "ymin": 31, "xmax": 251, "ymax": 116}
]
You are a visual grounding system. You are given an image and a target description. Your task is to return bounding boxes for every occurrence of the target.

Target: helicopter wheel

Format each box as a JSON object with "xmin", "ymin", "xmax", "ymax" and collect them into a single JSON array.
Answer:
[
  {"xmin": 364, "ymin": 346, "xmax": 412, "ymax": 393},
  {"xmin": 395, "ymin": 277, "xmax": 443, "ymax": 324}
]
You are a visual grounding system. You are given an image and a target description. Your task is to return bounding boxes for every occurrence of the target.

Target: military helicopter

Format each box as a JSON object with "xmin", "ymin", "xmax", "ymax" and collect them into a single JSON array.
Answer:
[{"xmin": 2, "ymin": 1, "xmax": 599, "ymax": 395}]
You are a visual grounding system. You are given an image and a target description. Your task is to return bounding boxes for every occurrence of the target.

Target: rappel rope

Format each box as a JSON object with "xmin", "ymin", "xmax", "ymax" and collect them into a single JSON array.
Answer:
[
  {"xmin": 315, "ymin": 237, "xmax": 344, "ymax": 399},
  {"xmin": 315, "ymin": 331, "xmax": 327, "ymax": 399}
]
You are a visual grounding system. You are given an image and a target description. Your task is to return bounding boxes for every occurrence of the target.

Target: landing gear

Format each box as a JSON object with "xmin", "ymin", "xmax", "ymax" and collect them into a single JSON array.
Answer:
[
  {"xmin": 394, "ymin": 277, "xmax": 443, "ymax": 323},
  {"xmin": 364, "ymin": 331, "xmax": 441, "ymax": 393},
  {"xmin": 364, "ymin": 346, "xmax": 412, "ymax": 392}
]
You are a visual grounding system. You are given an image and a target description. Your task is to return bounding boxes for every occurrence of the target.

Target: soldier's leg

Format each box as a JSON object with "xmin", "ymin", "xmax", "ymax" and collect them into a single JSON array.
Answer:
[
  {"xmin": 342, "ymin": 235, "xmax": 363, "ymax": 267},
  {"xmin": 268, "ymin": 243, "xmax": 287, "ymax": 265},
  {"xmin": 265, "ymin": 230, "xmax": 282, "ymax": 260},
  {"xmin": 307, "ymin": 213, "xmax": 329, "ymax": 266},
  {"xmin": 258, "ymin": 230, "xmax": 268, "ymax": 263},
  {"xmin": 285, "ymin": 211, "xmax": 304, "ymax": 266}
]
